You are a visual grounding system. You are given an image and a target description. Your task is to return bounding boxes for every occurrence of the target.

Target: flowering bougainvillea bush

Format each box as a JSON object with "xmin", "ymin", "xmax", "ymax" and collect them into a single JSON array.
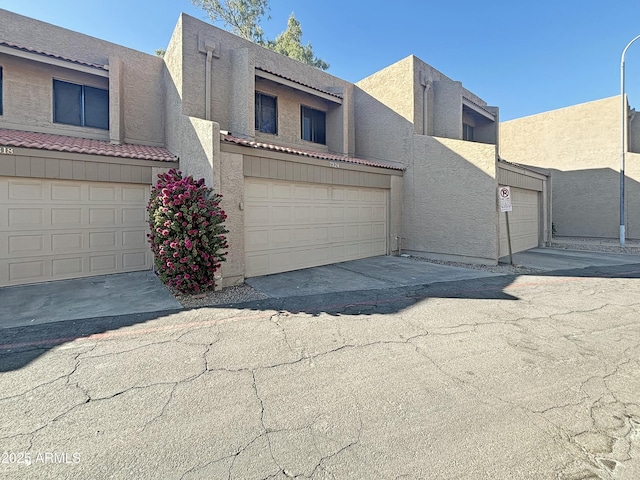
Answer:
[{"xmin": 147, "ymin": 169, "xmax": 229, "ymax": 293}]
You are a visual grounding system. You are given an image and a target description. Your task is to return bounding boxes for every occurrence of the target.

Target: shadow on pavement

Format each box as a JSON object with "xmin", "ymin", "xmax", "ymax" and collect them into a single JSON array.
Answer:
[{"xmin": 2, "ymin": 262, "xmax": 640, "ymax": 372}]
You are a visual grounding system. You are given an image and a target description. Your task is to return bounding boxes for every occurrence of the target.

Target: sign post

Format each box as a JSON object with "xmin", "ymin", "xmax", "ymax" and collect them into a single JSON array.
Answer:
[{"xmin": 499, "ymin": 186, "xmax": 514, "ymax": 265}]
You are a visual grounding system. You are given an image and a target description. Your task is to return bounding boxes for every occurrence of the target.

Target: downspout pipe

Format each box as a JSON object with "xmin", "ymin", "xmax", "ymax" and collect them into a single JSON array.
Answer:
[
  {"xmin": 205, "ymin": 46, "xmax": 214, "ymax": 121},
  {"xmin": 420, "ymin": 73, "xmax": 431, "ymax": 136}
]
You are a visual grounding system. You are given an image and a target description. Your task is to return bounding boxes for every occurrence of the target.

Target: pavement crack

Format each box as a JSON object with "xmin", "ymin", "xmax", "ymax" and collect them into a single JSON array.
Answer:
[
  {"xmin": 269, "ymin": 311, "xmax": 296, "ymax": 354},
  {"xmin": 141, "ymin": 382, "xmax": 178, "ymax": 432}
]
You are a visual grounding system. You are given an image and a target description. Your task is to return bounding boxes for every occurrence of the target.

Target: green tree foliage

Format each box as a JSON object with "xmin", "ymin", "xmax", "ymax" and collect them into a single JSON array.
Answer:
[
  {"xmin": 267, "ymin": 14, "xmax": 329, "ymax": 70},
  {"xmin": 191, "ymin": 1, "xmax": 329, "ymax": 70},
  {"xmin": 191, "ymin": 0, "xmax": 269, "ymax": 44}
]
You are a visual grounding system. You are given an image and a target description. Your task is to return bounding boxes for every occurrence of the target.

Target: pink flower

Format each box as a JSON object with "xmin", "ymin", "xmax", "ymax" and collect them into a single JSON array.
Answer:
[
  {"xmin": 161, "ymin": 229, "xmax": 169, "ymax": 236},
  {"xmin": 184, "ymin": 238, "xmax": 193, "ymax": 249}
]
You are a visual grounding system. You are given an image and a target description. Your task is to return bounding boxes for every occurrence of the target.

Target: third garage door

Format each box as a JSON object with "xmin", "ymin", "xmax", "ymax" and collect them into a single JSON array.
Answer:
[
  {"xmin": 499, "ymin": 187, "xmax": 540, "ymax": 256},
  {"xmin": 245, "ymin": 178, "xmax": 387, "ymax": 277}
]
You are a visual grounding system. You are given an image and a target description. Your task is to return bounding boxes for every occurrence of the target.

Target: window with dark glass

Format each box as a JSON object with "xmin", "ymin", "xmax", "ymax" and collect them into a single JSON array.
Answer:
[
  {"xmin": 255, "ymin": 92, "xmax": 277, "ymax": 134},
  {"xmin": 53, "ymin": 79, "xmax": 109, "ymax": 130},
  {"xmin": 463, "ymin": 123, "xmax": 474, "ymax": 141},
  {"xmin": 301, "ymin": 106, "xmax": 326, "ymax": 144}
]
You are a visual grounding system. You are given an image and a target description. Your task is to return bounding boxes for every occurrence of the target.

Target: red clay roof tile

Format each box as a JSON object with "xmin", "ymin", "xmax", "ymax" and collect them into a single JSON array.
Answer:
[
  {"xmin": 255, "ymin": 68, "xmax": 343, "ymax": 99},
  {"xmin": 0, "ymin": 40, "xmax": 108, "ymax": 71},
  {"xmin": 222, "ymin": 134, "xmax": 404, "ymax": 171},
  {"xmin": 0, "ymin": 128, "xmax": 177, "ymax": 162}
]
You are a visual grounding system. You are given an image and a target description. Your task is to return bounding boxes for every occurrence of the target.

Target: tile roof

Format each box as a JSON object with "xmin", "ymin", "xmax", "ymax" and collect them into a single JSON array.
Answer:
[
  {"xmin": 462, "ymin": 96, "xmax": 496, "ymax": 117},
  {"xmin": 0, "ymin": 41, "xmax": 108, "ymax": 71},
  {"xmin": 0, "ymin": 128, "xmax": 177, "ymax": 162},
  {"xmin": 255, "ymin": 68, "xmax": 343, "ymax": 99},
  {"xmin": 222, "ymin": 134, "xmax": 404, "ymax": 171}
]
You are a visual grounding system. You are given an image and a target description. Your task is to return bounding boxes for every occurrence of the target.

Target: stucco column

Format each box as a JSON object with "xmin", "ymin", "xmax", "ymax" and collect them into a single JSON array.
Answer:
[{"xmin": 109, "ymin": 56, "xmax": 124, "ymax": 144}]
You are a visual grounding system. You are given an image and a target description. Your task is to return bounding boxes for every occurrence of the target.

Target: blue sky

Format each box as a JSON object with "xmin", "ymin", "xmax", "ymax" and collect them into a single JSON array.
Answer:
[{"xmin": 4, "ymin": 0, "xmax": 640, "ymax": 121}]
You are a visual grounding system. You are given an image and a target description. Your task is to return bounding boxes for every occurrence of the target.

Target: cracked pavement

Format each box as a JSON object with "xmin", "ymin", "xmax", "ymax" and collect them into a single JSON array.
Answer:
[{"xmin": 1, "ymin": 265, "xmax": 640, "ymax": 479}]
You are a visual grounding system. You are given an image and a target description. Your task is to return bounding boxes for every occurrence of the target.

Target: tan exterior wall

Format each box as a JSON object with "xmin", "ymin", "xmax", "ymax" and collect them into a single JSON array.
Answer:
[
  {"xmin": 499, "ymin": 96, "xmax": 640, "ymax": 238},
  {"xmin": 169, "ymin": 14, "xmax": 354, "ymax": 156},
  {"xmin": 0, "ymin": 55, "xmax": 110, "ymax": 140},
  {"xmin": 219, "ymin": 151, "xmax": 245, "ymax": 287},
  {"xmin": 355, "ymin": 55, "xmax": 499, "ymax": 263},
  {"xmin": 254, "ymin": 78, "xmax": 335, "ymax": 153},
  {"xmin": 0, "ymin": 8, "xmax": 165, "ymax": 147},
  {"xmin": 405, "ymin": 136, "xmax": 499, "ymax": 263}
]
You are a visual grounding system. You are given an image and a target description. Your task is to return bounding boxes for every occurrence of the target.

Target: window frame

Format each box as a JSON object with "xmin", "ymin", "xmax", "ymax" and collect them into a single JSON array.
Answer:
[
  {"xmin": 53, "ymin": 78, "xmax": 109, "ymax": 130},
  {"xmin": 255, "ymin": 91, "xmax": 278, "ymax": 135},
  {"xmin": 463, "ymin": 123, "xmax": 474, "ymax": 142},
  {"xmin": 300, "ymin": 105, "xmax": 326, "ymax": 145}
]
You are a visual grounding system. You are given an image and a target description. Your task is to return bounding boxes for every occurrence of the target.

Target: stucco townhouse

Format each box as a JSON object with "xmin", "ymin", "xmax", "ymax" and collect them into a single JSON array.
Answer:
[
  {"xmin": 501, "ymin": 96, "xmax": 640, "ymax": 241},
  {"xmin": 0, "ymin": 8, "xmax": 550, "ymax": 288}
]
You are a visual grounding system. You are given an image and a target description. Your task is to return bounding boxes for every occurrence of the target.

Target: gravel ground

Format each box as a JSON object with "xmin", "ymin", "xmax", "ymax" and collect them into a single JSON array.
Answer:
[
  {"xmin": 168, "ymin": 283, "xmax": 268, "ymax": 309},
  {"xmin": 169, "ymin": 237, "xmax": 640, "ymax": 308}
]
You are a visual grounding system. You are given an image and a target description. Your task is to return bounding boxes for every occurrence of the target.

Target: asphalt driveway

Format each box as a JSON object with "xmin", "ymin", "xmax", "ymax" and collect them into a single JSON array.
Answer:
[
  {"xmin": 4, "ymin": 247, "xmax": 640, "ymax": 329},
  {"xmin": 1, "ymin": 256, "xmax": 639, "ymax": 479}
]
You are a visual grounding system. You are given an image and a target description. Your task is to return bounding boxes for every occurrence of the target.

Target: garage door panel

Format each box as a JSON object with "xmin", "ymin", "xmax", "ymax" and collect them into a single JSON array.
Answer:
[
  {"xmin": 51, "ymin": 183, "xmax": 82, "ymax": 201},
  {"xmin": 245, "ymin": 178, "xmax": 388, "ymax": 277},
  {"xmin": 9, "ymin": 234, "xmax": 44, "ymax": 254},
  {"xmin": 122, "ymin": 207, "xmax": 146, "ymax": 225},
  {"xmin": 122, "ymin": 230, "xmax": 147, "ymax": 248},
  {"xmin": 10, "ymin": 260, "xmax": 44, "ymax": 282},
  {"xmin": 123, "ymin": 252, "xmax": 148, "ymax": 268},
  {"xmin": 9, "ymin": 208, "xmax": 42, "ymax": 226},
  {"xmin": 314, "ymin": 206, "xmax": 329, "ymax": 222},
  {"xmin": 89, "ymin": 185, "xmax": 117, "ymax": 202},
  {"xmin": 9, "ymin": 181, "xmax": 45, "ymax": 200},
  {"xmin": 52, "ymin": 257, "xmax": 83, "ymax": 276},
  {"xmin": 271, "ymin": 228, "xmax": 291, "ymax": 247},
  {"xmin": 52, "ymin": 232, "xmax": 83, "ymax": 252},
  {"xmin": 52, "ymin": 208, "xmax": 83, "ymax": 226},
  {"xmin": 0, "ymin": 177, "xmax": 151, "ymax": 286},
  {"xmin": 122, "ymin": 185, "xmax": 147, "ymax": 202},
  {"xmin": 271, "ymin": 205, "xmax": 293, "ymax": 224},
  {"xmin": 90, "ymin": 254, "xmax": 117, "ymax": 272}
]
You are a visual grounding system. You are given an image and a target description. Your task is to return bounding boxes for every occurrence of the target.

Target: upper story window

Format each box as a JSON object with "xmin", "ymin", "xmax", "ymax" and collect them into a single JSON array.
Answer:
[
  {"xmin": 255, "ymin": 92, "xmax": 277, "ymax": 134},
  {"xmin": 301, "ymin": 106, "xmax": 326, "ymax": 144},
  {"xmin": 53, "ymin": 79, "xmax": 109, "ymax": 130},
  {"xmin": 463, "ymin": 123, "xmax": 474, "ymax": 142}
]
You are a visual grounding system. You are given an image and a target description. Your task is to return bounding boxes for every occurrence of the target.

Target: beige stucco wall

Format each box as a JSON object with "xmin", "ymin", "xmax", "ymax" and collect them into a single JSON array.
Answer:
[
  {"xmin": 499, "ymin": 96, "xmax": 640, "ymax": 238},
  {"xmin": 0, "ymin": 54, "xmax": 110, "ymax": 140},
  {"xmin": 355, "ymin": 55, "xmax": 499, "ymax": 262},
  {"xmin": 219, "ymin": 151, "xmax": 245, "ymax": 287},
  {"xmin": 0, "ymin": 9, "xmax": 165, "ymax": 147},
  {"xmin": 171, "ymin": 14, "xmax": 354, "ymax": 156},
  {"xmin": 405, "ymin": 136, "xmax": 499, "ymax": 263}
]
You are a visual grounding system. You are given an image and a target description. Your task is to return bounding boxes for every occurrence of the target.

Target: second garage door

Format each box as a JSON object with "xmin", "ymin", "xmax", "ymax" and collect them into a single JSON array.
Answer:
[{"xmin": 245, "ymin": 178, "xmax": 388, "ymax": 277}]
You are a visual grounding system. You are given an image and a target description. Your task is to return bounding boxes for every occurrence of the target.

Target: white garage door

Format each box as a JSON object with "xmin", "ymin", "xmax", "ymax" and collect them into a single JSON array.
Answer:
[
  {"xmin": 499, "ymin": 187, "xmax": 540, "ymax": 257},
  {"xmin": 245, "ymin": 178, "xmax": 387, "ymax": 277},
  {"xmin": 0, "ymin": 177, "xmax": 152, "ymax": 287}
]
